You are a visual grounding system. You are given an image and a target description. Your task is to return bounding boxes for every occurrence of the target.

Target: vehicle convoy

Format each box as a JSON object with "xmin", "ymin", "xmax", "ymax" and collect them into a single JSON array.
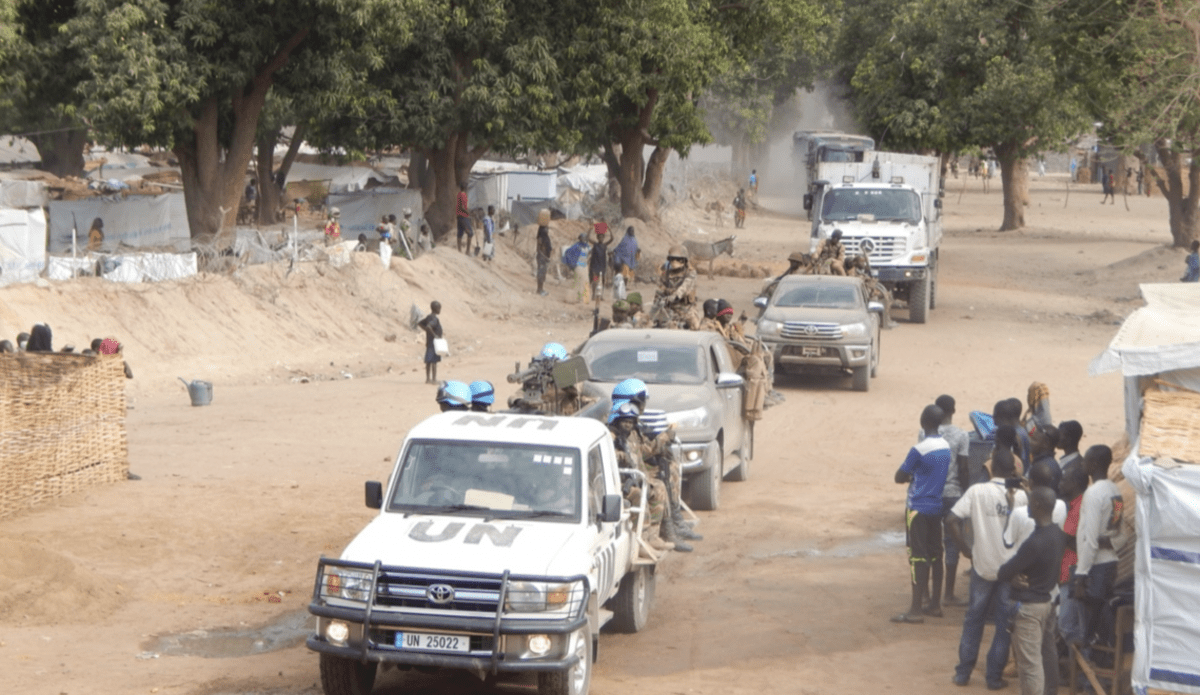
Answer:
[
  {"xmin": 576, "ymin": 328, "xmax": 753, "ymax": 512},
  {"xmin": 753, "ymin": 275, "xmax": 884, "ymax": 392},
  {"xmin": 792, "ymin": 130, "xmax": 876, "ymax": 212},
  {"xmin": 307, "ymin": 412, "xmax": 659, "ymax": 695},
  {"xmin": 802, "ymin": 147, "xmax": 944, "ymax": 324}
]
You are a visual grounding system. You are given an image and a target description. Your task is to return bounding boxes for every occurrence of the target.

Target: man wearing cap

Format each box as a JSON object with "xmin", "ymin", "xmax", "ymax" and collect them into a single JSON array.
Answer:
[
  {"xmin": 323, "ymin": 208, "xmax": 341, "ymax": 245},
  {"xmin": 610, "ymin": 299, "xmax": 632, "ymax": 328}
]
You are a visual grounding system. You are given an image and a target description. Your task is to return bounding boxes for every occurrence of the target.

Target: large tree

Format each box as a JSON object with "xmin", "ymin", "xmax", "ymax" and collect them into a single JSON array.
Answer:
[
  {"xmin": 1082, "ymin": 0, "xmax": 1200, "ymax": 247},
  {"xmin": 66, "ymin": 0, "xmax": 411, "ymax": 245},
  {"xmin": 843, "ymin": 0, "xmax": 1091, "ymax": 230},
  {"xmin": 0, "ymin": 1, "xmax": 91, "ymax": 178},
  {"xmin": 562, "ymin": 0, "xmax": 831, "ymax": 221},
  {"xmin": 307, "ymin": 0, "xmax": 566, "ymax": 240}
]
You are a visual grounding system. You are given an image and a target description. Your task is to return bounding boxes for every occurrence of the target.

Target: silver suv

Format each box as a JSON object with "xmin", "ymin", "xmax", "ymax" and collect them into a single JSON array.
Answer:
[{"xmin": 753, "ymin": 275, "xmax": 883, "ymax": 392}]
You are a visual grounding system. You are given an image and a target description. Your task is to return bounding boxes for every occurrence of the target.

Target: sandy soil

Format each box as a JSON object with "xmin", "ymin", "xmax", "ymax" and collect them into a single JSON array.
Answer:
[{"xmin": 0, "ymin": 172, "xmax": 1182, "ymax": 695}]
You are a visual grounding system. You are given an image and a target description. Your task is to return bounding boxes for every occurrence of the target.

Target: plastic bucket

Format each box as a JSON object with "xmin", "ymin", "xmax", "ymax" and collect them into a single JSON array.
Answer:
[{"xmin": 181, "ymin": 379, "xmax": 213, "ymax": 406}]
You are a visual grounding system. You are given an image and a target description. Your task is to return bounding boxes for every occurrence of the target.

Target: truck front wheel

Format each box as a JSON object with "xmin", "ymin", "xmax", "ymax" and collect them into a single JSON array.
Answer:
[
  {"xmin": 909, "ymin": 274, "xmax": 930, "ymax": 324},
  {"xmin": 319, "ymin": 654, "xmax": 377, "ymax": 695},
  {"xmin": 538, "ymin": 618, "xmax": 593, "ymax": 695},
  {"xmin": 689, "ymin": 442, "xmax": 722, "ymax": 511},
  {"xmin": 609, "ymin": 566, "xmax": 655, "ymax": 633}
]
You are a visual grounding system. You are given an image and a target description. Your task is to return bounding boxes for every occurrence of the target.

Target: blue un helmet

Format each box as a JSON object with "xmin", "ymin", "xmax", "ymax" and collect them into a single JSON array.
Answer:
[
  {"xmin": 612, "ymin": 378, "xmax": 648, "ymax": 411},
  {"xmin": 469, "ymin": 380, "xmax": 495, "ymax": 410},
  {"xmin": 608, "ymin": 401, "xmax": 641, "ymax": 424},
  {"xmin": 540, "ymin": 342, "xmax": 568, "ymax": 361},
  {"xmin": 437, "ymin": 380, "xmax": 472, "ymax": 411}
]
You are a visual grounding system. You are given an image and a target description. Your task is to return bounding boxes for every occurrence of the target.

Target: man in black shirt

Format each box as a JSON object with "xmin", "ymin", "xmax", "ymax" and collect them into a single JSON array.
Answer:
[{"xmin": 997, "ymin": 486, "xmax": 1066, "ymax": 695}]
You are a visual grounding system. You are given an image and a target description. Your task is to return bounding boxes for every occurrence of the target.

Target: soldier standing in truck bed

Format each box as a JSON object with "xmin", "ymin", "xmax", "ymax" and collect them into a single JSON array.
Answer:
[
  {"xmin": 653, "ymin": 245, "xmax": 700, "ymax": 329},
  {"xmin": 814, "ymin": 229, "xmax": 846, "ymax": 275}
]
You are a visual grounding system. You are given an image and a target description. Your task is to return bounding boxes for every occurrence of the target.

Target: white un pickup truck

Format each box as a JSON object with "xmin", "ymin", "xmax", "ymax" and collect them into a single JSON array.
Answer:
[{"xmin": 306, "ymin": 411, "xmax": 659, "ymax": 695}]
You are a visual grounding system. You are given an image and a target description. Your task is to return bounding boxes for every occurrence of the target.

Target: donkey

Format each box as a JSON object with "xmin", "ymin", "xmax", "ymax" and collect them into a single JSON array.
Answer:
[{"xmin": 683, "ymin": 235, "xmax": 736, "ymax": 280}]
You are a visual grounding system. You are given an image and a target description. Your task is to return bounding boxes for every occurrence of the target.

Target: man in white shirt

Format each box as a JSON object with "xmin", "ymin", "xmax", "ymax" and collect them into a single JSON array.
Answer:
[
  {"xmin": 1072, "ymin": 445, "xmax": 1123, "ymax": 652},
  {"xmin": 948, "ymin": 447, "xmax": 1028, "ymax": 689}
]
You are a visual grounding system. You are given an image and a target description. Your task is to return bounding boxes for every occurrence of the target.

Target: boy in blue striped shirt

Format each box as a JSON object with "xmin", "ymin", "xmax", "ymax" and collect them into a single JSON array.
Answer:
[{"xmin": 893, "ymin": 404, "xmax": 952, "ymax": 624}]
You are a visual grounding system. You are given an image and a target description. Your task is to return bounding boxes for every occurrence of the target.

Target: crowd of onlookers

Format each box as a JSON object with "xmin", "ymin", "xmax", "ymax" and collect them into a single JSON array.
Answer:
[
  {"xmin": 895, "ymin": 385, "xmax": 1132, "ymax": 695},
  {"xmin": 0, "ymin": 324, "xmax": 132, "ymax": 379}
]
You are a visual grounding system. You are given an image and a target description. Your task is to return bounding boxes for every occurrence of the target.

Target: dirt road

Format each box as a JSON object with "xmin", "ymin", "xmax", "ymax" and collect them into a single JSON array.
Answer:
[{"xmin": 0, "ymin": 174, "xmax": 1177, "ymax": 694}]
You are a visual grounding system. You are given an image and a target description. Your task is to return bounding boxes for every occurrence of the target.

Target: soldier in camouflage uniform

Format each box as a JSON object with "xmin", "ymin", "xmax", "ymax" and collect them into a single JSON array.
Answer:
[
  {"xmin": 610, "ymin": 299, "xmax": 632, "ymax": 328},
  {"xmin": 698, "ymin": 298, "xmax": 723, "ymax": 333},
  {"xmin": 846, "ymin": 254, "xmax": 895, "ymax": 328},
  {"xmin": 716, "ymin": 299, "xmax": 772, "ymax": 420},
  {"xmin": 612, "ymin": 379, "xmax": 699, "ymax": 545},
  {"xmin": 814, "ymin": 229, "xmax": 847, "ymax": 275},
  {"xmin": 625, "ymin": 292, "xmax": 650, "ymax": 328},
  {"xmin": 652, "ymin": 244, "xmax": 701, "ymax": 329},
  {"xmin": 608, "ymin": 402, "xmax": 675, "ymax": 554}
]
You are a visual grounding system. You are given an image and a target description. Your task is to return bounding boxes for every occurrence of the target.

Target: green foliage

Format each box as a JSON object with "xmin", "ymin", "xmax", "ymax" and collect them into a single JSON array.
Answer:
[
  {"xmin": 66, "ymin": 0, "xmax": 409, "ymax": 150},
  {"xmin": 307, "ymin": 0, "xmax": 564, "ymax": 158},
  {"xmin": 841, "ymin": 0, "xmax": 1091, "ymax": 157}
]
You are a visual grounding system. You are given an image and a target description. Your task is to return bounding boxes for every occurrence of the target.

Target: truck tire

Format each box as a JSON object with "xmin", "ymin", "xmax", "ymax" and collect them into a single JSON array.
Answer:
[
  {"xmin": 724, "ymin": 421, "xmax": 752, "ymax": 482},
  {"xmin": 319, "ymin": 654, "xmax": 377, "ymax": 695},
  {"xmin": 538, "ymin": 618, "xmax": 593, "ymax": 695},
  {"xmin": 929, "ymin": 255, "xmax": 938, "ymax": 310},
  {"xmin": 909, "ymin": 274, "xmax": 930, "ymax": 324},
  {"xmin": 609, "ymin": 566, "xmax": 654, "ymax": 633},
  {"xmin": 852, "ymin": 364, "xmax": 870, "ymax": 392},
  {"xmin": 870, "ymin": 332, "xmax": 880, "ymax": 378},
  {"xmin": 689, "ymin": 442, "xmax": 722, "ymax": 511}
]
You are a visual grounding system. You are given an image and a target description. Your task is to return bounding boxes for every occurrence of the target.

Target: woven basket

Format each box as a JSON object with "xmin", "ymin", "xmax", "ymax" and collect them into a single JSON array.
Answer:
[
  {"xmin": 1139, "ymin": 389, "xmax": 1200, "ymax": 465},
  {"xmin": 0, "ymin": 352, "xmax": 128, "ymax": 519}
]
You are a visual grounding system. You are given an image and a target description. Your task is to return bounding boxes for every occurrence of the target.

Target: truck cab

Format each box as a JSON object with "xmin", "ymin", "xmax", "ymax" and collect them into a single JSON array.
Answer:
[
  {"xmin": 804, "ymin": 152, "xmax": 944, "ymax": 323},
  {"xmin": 307, "ymin": 412, "xmax": 657, "ymax": 695}
]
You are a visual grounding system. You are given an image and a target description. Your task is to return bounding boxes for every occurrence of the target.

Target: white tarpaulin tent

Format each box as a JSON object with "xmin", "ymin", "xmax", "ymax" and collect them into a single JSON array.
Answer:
[
  {"xmin": 45, "ymin": 252, "xmax": 198, "ymax": 283},
  {"xmin": 0, "ymin": 179, "xmax": 48, "ymax": 208},
  {"xmin": 0, "ymin": 207, "xmax": 46, "ymax": 287},
  {"xmin": 1090, "ymin": 283, "xmax": 1200, "ymax": 694},
  {"xmin": 47, "ymin": 194, "xmax": 190, "ymax": 253},
  {"xmin": 288, "ymin": 163, "xmax": 393, "ymax": 194}
]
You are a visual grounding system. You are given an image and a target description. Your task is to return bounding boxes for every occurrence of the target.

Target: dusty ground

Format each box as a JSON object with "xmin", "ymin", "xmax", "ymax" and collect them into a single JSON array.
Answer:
[{"xmin": 0, "ymin": 171, "xmax": 1182, "ymax": 695}]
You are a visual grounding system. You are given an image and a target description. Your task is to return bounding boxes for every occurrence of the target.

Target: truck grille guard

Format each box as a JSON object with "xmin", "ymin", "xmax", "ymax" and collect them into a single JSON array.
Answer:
[
  {"xmin": 843, "ymin": 236, "xmax": 906, "ymax": 262},
  {"xmin": 309, "ymin": 559, "xmax": 590, "ymax": 669}
]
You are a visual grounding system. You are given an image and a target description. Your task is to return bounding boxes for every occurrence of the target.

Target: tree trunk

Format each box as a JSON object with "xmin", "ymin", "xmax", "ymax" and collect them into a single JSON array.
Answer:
[
  {"xmin": 642, "ymin": 145, "xmax": 669, "ymax": 211},
  {"xmin": 173, "ymin": 28, "xmax": 309, "ymax": 245},
  {"xmin": 730, "ymin": 137, "xmax": 750, "ymax": 181},
  {"xmin": 422, "ymin": 133, "xmax": 488, "ymax": 242},
  {"xmin": 1149, "ymin": 142, "xmax": 1200, "ymax": 248},
  {"xmin": 995, "ymin": 142, "xmax": 1028, "ymax": 231},
  {"xmin": 30, "ymin": 123, "xmax": 88, "ymax": 178},
  {"xmin": 255, "ymin": 123, "xmax": 304, "ymax": 226}
]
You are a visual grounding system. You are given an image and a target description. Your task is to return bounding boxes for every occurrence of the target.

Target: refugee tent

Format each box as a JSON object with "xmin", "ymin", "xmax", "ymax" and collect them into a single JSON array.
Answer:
[
  {"xmin": 327, "ymin": 188, "xmax": 424, "ymax": 241},
  {"xmin": 0, "ymin": 207, "xmax": 47, "ymax": 287},
  {"xmin": 288, "ymin": 162, "xmax": 391, "ymax": 194},
  {"xmin": 1089, "ymin": 282, "xmax": 1200, "ymax": 695},
  {"xmin": 47, "ymin": 193, "xmax": 190, "ymax": 253}
]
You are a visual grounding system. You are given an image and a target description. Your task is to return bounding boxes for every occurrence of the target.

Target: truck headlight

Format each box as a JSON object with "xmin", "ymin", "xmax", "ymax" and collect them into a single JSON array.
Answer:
[
  {"xmin": 322, "ymin": 567, "xmax": 373, "ymax": 602},
  {"xmin": 506, "ymin": 581, "xmax": 578, "ymax": 612},
  {"xmin": 757, "ymin": 319, "xmax": 782, "ymax": 336},
  {"xmin": 841, "ymin": 322, "xmax": 867, "ymax": 339},
  {"xmin": 325, "ymin": 620, "xmax": 350, "ymax": 645},
  {"xmin": 665, "ymin": 406, "xmax": 708, "ymax": 428}
]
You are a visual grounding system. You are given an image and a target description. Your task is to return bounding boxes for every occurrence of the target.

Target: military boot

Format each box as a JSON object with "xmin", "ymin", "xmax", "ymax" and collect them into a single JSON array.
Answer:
[
  {"xmin": 672, "ymin": 506, "xmax": 703, "ymax": 541},
  {"xmin": 659, "ymin": 515, "xmax": 693, "ymax": 552}
]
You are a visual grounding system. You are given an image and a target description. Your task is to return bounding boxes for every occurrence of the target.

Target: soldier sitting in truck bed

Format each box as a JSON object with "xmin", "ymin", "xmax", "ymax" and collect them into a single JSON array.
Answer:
[{"xmin": 846, "ymin": 254, "xmax": 897, "ymax": 328}]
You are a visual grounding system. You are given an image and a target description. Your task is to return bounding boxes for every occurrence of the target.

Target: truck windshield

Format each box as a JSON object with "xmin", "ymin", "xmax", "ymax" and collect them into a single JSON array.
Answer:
[
  {"xmin": 821, "ymin": 188, "xmax": 921, "ymax": 223},
  {"xmin": 774, "ymin": 284, "xmax": 861, "ymax": 309},
  {"xmin": 581, "ymin": 343, "xmax": 705, "ymax": 385},
  {"xmin": 390, "ymin": 441, "xmax": 581, "ymax": 521}
]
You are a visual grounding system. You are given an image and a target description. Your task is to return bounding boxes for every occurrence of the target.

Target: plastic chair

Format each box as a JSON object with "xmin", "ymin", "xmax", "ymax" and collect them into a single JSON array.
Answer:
[{"xmin": 1069, "ymin": 603, "xmax": 1134, "ymax": 695}]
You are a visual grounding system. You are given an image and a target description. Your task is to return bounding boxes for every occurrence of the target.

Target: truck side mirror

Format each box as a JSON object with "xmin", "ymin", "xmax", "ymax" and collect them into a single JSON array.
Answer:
[
  {"xmin": 867, "ymin": 301, "xmax": 885, "ymax": 314},
  {"xmin": 803, "ymin": 193, "xmax": 813, "ymax": 211},
  {"xmin": 934, "ymin": 198, "xmax": 943, "ymax": 209},
  {"xmin": 600, "ymin": 494, "xmax": 622, "ymax": 523},
  {"xmin": 365, "ymin": 481, "xmax": 383, "ymax": 509},
  {"xmin": 716, "ymin": 372, "xmax": 744, "ymax": 388},
  {"xmin": 753, "ymin": 296, "xmax": 767, "ymax": 309}
]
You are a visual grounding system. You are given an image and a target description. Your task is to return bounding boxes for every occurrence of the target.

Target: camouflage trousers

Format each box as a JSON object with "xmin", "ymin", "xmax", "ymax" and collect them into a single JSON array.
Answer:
[{"xmin": 628, "ymin": 477, "xmax": 666, "ymax": 528}]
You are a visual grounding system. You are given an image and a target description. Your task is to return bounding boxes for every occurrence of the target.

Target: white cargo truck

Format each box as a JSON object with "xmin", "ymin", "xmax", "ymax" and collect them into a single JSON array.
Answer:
[
  {"xmin": 792, "ymin": 130, "xmax": 876, "ymax": 219},
  {"xmin": 803, "ymin": 151, "xmax": 944, "ymax": 323},
  {"xmin": 306, "ymin": 412, "xmax": 660, "ymax": 695}
]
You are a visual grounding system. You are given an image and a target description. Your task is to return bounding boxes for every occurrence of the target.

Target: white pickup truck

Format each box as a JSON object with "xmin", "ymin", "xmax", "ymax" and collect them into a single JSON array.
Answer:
[{"xmin": 306, "ymin": 412, "xmax": 658, "ymax": 695}]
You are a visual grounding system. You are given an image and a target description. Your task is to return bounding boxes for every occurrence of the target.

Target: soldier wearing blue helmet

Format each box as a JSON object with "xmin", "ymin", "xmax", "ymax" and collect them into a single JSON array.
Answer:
[
  {"xmin": 540, "ymin": 342, "xmax": 569, "ymax": 361},
  {"xmin": 469, "ymin": 380, "xmax": 495, "ymax": 412},
  {"xmin": 436, "ymin": 380, "xmax": 472, "ymax": 412},
  {"xmin": 608, "ymin": 402, "xmax": 677, "ymax": 555},
  {"xmin": 612, "ymin": 378, "xmax": 702, "ymax": 543}
]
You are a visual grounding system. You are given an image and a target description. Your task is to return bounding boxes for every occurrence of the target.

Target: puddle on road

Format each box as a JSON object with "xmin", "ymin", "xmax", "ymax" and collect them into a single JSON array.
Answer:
[
  {"xmin": 755, "ymin": 530, "xmax": 905, "ymax": 560},
  {"xmin": 143, "ymin": 609, "xmax": 310, "ymax": 658}
]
